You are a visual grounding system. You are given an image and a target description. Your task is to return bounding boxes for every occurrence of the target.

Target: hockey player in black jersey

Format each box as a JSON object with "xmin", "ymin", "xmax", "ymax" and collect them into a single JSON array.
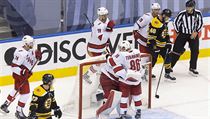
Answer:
[
  {"xmin": 147, "ymin": 9, "xmax": 176, "ymax": 82},
  {"xmin": 28, "ymin": 74, "xmax": 62, "ymax": 119}
]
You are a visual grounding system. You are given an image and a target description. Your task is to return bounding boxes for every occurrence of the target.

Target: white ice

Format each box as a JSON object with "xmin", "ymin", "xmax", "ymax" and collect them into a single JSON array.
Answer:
[{"xmin": 0, "ymin": 57, "xmax": 209, "ymax": 119}]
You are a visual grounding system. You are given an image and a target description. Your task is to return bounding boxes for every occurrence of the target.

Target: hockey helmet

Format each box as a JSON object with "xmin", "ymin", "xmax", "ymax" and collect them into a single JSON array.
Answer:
[
  {"xmin": 42, "ymin": 74, "xmax": 54, "ymax": 85},
  {"xmin": 22, "ymin": 35, "xmax": 34, "ymax": 48},
  {"xmin": 162, "ymin": 9, "xmax": 172, "ymax": 17},
  {"xmin": 151, "ymin": 3, "xmax": 161, "ymax": 10},
  {"xmin": 97, "ymin": 7, "xmax": 108, "ymax": 15},
  {"xmin": 118, "ymin": 41, "xmax": 131, "ymax": 51}
]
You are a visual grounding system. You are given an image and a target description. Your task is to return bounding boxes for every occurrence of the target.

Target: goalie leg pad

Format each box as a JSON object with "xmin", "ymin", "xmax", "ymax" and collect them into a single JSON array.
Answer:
[
  {"xmin": 100, "ymin": 73, "xmax": 119, "ymax": 99},
  {"xmin": 96, "ymin": 90, "xmax": 122, "ymax": 117}
]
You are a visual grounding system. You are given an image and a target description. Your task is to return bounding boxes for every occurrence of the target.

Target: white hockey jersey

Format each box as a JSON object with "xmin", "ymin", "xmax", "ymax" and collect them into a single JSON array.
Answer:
[
  {"xmin": 87, "ymin": 18, "xmax": 111, "ymax": 54},
  {"xmin": 133, "ymin": 12, "xmax": 153, "ymax": 46},
  {"xmin": 101, "ymin": 49, "xmax": 143, "ymax": 84},
  {"xmin": 11, "ymin": 47, "xmax": 37, "ymax": 75}
]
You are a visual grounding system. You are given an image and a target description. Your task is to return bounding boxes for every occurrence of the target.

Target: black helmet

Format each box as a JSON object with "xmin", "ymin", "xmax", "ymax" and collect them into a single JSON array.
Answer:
[
  {"xmin": 42, "ymin": 74, "xmax": 54, "ymax": 84},
  {"xmin": 162, "ymin": 9, "xmax": 172, "ymax": 17},
  {"xmin": 186, "ymin": 0, "xmax": 195, "ymax": 7}
]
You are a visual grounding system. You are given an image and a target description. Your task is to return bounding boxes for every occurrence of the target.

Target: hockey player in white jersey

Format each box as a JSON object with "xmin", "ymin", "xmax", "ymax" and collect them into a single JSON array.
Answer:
[
  {"xmin": 97, "ymin": 41, "xmax": 144, "ymax": 119},
  {"xmin": 133, "ymin": 3, "xmax": 160, "ymax": 53},
  {"xmin": 83, "ymin": 7, "xmax": 115, "ymax": 83},
  {"xmin": 133, "ymin": 3, "xmax": 161, "ymax": 79},
  {"xmin": 0, "ymin": 35, "xmax": 42, "ymax": 119}
]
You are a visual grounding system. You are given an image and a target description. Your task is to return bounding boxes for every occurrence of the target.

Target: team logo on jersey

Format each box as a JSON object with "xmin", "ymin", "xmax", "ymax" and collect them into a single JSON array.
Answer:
[
  {"xmin": 45, "ymin": 98, "xmax": 52, "ymax": 109},
  {"xmin": 155, "ymin": 21, "xmax": 159, "ymax": 24},
  {"xmin": 26, "ymin": 55, "xmax": 34, "ymax": 66}
]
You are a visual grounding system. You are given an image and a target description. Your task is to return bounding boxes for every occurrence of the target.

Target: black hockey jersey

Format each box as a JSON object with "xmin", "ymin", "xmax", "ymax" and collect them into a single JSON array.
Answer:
[
  {"xmin": 29, "ymin": 85, "xmax": 58, "ymax": 118},
  {"xmin": 147, "ymin": 17, "xmax": 170, "ymax": 48}
]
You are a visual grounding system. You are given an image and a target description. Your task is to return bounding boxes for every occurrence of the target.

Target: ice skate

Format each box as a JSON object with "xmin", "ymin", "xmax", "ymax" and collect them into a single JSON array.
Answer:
[
  {"xmin": 164, "ymin": 73, "xmax": 176, "ymax": 82},
  {"xmin": 0, "ymin": 101, "xmax": 10, "ymax": 113},
  {"xmin": 189, "ymin": 68, "xmax": 199, "ymax": 77}
]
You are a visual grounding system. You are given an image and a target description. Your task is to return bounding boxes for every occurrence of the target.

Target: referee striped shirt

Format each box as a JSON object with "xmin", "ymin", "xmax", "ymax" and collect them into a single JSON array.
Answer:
[{"xmin": 174, "ymin": 9, "xmax": 203, "ymax": 34}]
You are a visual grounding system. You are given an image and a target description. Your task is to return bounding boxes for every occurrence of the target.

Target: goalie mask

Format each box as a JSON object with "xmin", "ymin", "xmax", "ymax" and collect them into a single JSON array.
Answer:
[{"xmin": 118, "ymin": 41, "xmax": 131, "ymax": 52}]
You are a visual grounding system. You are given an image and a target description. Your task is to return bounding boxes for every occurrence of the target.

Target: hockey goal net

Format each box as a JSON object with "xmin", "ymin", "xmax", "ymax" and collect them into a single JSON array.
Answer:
[{"xmin": 62, "ymin": 53, "xmax": 152, "ymax": 119}]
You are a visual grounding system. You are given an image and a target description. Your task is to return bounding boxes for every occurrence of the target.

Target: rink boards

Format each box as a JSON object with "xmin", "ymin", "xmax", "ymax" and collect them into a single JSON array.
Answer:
[{"xmin": 0, "ymin": 16, "xmax": 210, "ymax": 86}]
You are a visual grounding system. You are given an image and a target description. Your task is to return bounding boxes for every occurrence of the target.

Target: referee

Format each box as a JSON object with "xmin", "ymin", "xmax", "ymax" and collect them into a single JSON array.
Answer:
[{"xmin": 171, "ymin": 0, "xmax": 203, "ymax": 76}]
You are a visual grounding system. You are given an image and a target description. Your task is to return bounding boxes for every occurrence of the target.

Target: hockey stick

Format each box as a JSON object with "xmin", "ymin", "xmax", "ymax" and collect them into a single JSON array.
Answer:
[
  {"xmin": 83, "ymin": 13, "xmax": 94, "ymax": 27},
  {"xmin": 7, "ymin": 59, "xmax": 40, "ymax": 106},
  {"xmin": 155, "ymin": 48, "xmax": 169, "ymax": 99}
]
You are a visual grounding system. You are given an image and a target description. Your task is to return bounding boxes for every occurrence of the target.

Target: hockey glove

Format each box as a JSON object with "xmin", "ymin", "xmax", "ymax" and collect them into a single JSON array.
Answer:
[
  {"xmin": 54, "ymin": 106, "xmax": 62, "ymax": 118},
  {"xmin": 28, "ymin": 112, "xmax": 37, "ymax": 119},
  {"xmin": 147, "ymin": 39, "xmax": 157, "ymax": 51},
  {"xmin": 35, "ymin": 50, "xmax": 42, "ymax": 60},
  {"xmin": 106, "ymin": 20, "xmax": 115, "ymax": 32}
]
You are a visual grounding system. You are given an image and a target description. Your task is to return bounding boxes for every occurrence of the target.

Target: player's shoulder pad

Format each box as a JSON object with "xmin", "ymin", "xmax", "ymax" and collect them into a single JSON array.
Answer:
[
  {"xmin": 151, "ymin": 17, "xmax": 163, "ymax": 28},
  {"xmin": 93, "ymin": 19, "xmax": 99, "ymax": 26},
  {"xmin": 142, "ymin": 13, "xmax": 151, "ymax": 19},
  {"xmin": 145, "ymin": 13, "xmax": 150, "ymax": 16},
  {"xmin": 14, "ymin": 48, "xmax": 27, "ymax": 56},
  {"xmin": 33, "ymin": 85, "xmax": 47, "ymax": 97}
]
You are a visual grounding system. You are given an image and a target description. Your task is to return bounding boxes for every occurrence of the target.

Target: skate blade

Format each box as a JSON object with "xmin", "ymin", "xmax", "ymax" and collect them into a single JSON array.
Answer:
[
  {"xmin": 164, "ymin": 78, "xmax": 176, "ymax": 83},
  {"xmin": 0, "ymin": 108, "xmax": 9, "ymax": 114},
  {"xmin": 188, "ymin": 71, "xmax": 198, "ymax": 77}
]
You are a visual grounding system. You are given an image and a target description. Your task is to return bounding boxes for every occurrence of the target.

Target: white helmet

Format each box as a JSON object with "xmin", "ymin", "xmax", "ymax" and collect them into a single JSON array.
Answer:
[
  {"xmin": 97, "ymin": 7, "xmax": 108, "ymax": 15},
  {"xmin": 22, "ymin": 35, "xmax": 34, "ymax": 48},
  {"xmin": 118, "ymin": 41, "xmax": 131, "ymax": 51},
  {"xmin": 151, "ymin": 3, "xmax": 161, "ymax": 9}
]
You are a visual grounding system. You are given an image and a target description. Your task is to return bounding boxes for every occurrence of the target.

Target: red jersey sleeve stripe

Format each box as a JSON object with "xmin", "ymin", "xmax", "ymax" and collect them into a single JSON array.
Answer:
[
  {"xmin": 108, "ymin": 57, "xmax": 116, "ymax": 66},
  {"xmin": 87, "ymin": 42, "xmax": 107, "ymax": 49},
  {"xmin": 11, "ymin": 63, "xmax": 20, "ymax": 67},
  {"xmin": 113, "ymin": 66, "xmax": 124, "ymax": 73}
]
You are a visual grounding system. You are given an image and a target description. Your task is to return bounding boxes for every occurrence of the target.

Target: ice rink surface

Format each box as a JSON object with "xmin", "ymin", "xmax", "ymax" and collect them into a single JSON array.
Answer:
[{"xmin": 0, "ymin": 57, "xmax": 209, "ymax": 119}]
